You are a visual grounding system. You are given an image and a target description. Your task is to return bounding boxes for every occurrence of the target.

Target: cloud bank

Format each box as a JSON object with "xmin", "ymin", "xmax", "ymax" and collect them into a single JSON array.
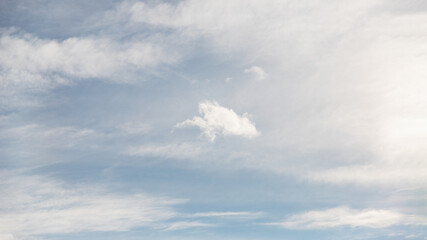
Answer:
[{"xmin": 0, "ymin": 30, "xmax": 177, "ymax": 108}]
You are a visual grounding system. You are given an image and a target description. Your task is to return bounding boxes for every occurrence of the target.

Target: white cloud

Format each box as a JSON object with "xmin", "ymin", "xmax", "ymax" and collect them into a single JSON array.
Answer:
[
  {"xmin": 1, "ymin": 124, "xmax": 96, "ymax": 149},
  {"xmin": 126, "ymin": 143, "xmax": 204, "ymax": 159},
  {"xmin": 3, "ymin": 0, "xmax": 427, "ymax": 200},
  {"xmin": 176, "ymin": 101, "xmax": 260, "ymax": 141},
  {"xmin": 0, "ymin": 171, "xmax": 185, "ymax": 239},
  {"xmin": 269, "ymin": 206, "xmax": 427, "ymax": 229},
  {"xmin": 0, "ymin": 30, "xmax": 177, "ymax": 107},
  {"xmin": 127, "ymin": 0, "xmax": 427, "ymax": 188},
  {"xmin": 244, "ymin": 66, "xmax": 266, "ymax": 80},
  {"xmin": 7, "ymin": 124, "xmax": 95, "ymax": 138},
  {"xmin": 0, "ymin": 234, "xmax": 15, "ymax": 240},
  {"xmin": 190, "ymin": 211, "xmax": 264, "ymax": 219},
  {"xmin": 117, "ymin": 121, "xmax": 150, "ymax": 135},
  {"xmin": 307, "ymin": 163, "xmax": 427, "ymax": 187},
  {"xmin": 121, "ymin": 0, "xmax": 427, "ymax": 188},
  {"xmin": 0, "ymin": 34, "xmax": 147, "ymax": 81},
  {"xmin": 161, "ymin": 221, "xmax": 215, "ymax": 231},
  {"xmin": 304, "ymin": 116, "xmax": 427, "ymax": 186},
  {"xmin": 126, "ymin": 0, "xmax": 380, "ymax": 56}
]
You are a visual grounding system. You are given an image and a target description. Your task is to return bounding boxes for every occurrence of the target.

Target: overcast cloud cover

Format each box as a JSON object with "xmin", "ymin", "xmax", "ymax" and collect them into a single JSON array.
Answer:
[{"xmin": 1, "ymin": 0, "xmax": 427, "ymax": 239}]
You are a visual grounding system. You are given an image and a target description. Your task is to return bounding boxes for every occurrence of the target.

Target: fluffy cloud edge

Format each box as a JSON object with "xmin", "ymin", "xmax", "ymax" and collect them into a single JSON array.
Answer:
[
  {"xmin": 0, "ymin": 29, "xmax": 179, "ymax": 108},
  {"xmin": 176, "ymin": 101, "xmax": 260, "ymax": 142},
  {"xmin": 244, "ymin": 66, "xmax": 267, "ymax": 81}
]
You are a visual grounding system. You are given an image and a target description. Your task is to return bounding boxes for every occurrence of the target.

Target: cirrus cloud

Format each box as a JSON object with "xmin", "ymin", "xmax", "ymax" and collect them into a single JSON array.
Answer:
[
  {"xmin": 269, "ymin": 206, "xmax": 427, "ymax": 230},
  {"xmin": 0, "ymin": 171, "xmax": 185, "ymax": 239},
  {"xmin": 125, "ymin": 143, "xmax": 205, "ymax": 159}
]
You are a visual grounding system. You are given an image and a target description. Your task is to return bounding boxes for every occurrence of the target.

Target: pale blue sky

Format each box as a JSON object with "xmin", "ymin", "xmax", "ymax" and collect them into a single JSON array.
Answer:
[{"xmin": 1, "ymin": 0, "xmax": 427, "ymax": 239}]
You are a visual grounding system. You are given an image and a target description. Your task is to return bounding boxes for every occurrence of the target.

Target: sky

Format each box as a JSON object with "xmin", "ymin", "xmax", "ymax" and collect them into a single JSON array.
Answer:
[{"xmin": 1, "ymin": 0, "xmax": 427, "ymax": 239}]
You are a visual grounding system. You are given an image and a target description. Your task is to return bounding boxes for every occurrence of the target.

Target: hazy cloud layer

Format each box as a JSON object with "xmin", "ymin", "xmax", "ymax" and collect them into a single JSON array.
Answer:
[
  {"xmin": 123, "ymin": 0, "xmax": 427, "ymax": 187},
  {"xmin": 244, "ymin": 66, "xmax": 266, "ymax": 81},
  {"xmin": 0, "ymin": 171, "xmax": 184, "ymax": 239},
  {"xmin": 0, "ymin": 171, "xmax": 271, "ymax": 239},
  {"xmin": 271, "ymin": 206, "xmax": 427, "ymax": 229},
  {"xmin": 190, "ymin": 211, "xmax": 264, "ymax": 219},
  {"xmin": 126, "ymin": 143, "xmax": 205, "ymax": 159},
  {"xmin": 2, "ymin": 0, "xmax": 427, "ymax": 239}
]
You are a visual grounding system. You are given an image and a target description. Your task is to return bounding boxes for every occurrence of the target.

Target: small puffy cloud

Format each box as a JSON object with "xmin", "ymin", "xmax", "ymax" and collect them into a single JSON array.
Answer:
[
  {"xmin": 126, "ymin": 143, "xmax": 204, "ymax": 159},
  {"xmin": 269, "ymin": 206, "xmax": 427, "ymax": 230},
  {"xmin": 244, "ymin": 66, "xmax": 266, "ymax": 80},
  {"xmin": 176, "ymin": 101, "xmax": 260, "ymax": 141}
]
